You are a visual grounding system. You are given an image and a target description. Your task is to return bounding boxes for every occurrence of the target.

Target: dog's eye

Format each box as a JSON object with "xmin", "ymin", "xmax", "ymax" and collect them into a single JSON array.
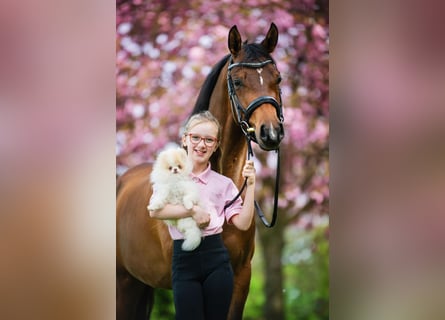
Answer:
[
  {"xmin": 168, "ymin": 166, "xmax": 172, "ymax": 170},
  {"xmin": 178, "ymin": 165, "xmax": 182, "ymax": 169}
]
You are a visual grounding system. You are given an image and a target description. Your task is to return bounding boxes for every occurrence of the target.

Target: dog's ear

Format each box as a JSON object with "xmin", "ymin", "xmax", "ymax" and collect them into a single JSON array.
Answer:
[{"xmin": 179, "ymin": 148, "xmax": 187, "ymax": 158}]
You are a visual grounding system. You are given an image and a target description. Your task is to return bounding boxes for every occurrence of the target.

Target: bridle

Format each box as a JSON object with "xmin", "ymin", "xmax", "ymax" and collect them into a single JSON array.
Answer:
[
  {"xmin": 227, "ymin": 57, "xmax": 284, "ymax": 143},
  {"xmin": 224, "ymin": 56, "xmax": 283, "ymax": 228}
]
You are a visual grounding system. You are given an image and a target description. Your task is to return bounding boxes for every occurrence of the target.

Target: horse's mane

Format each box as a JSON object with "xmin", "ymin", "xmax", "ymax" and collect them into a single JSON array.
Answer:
[
  {"xmin": 190, "ymin": 43, "xmax": 275, "ymax": 116},
  {"xmin": 191, "ymin": 54, "xmax": 230, "ymax": 115}
]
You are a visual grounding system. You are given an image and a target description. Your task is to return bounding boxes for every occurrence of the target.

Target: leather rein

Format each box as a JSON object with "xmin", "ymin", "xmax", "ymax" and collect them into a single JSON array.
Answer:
[{"xmin": 223, "ymin": 57, "xmax": 283, "ymax": 228}]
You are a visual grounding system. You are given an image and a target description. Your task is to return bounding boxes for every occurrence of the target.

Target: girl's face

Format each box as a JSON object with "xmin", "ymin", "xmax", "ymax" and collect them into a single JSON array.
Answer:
[{"xmin": 183, "ymin": 121, "xmax": 219, "ymax": 167}]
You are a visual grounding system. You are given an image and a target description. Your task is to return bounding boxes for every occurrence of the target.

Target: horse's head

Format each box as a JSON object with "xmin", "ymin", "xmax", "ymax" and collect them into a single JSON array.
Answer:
[{"xmin": 227, "ymin": 23, "xmax": 285, "ymax": 151}]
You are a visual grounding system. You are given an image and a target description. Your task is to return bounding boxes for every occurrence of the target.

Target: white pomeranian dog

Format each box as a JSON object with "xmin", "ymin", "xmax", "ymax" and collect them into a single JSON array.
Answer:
[{"xmin": 147, "ymin": 147, "xmax": 202, "ymax": 251}]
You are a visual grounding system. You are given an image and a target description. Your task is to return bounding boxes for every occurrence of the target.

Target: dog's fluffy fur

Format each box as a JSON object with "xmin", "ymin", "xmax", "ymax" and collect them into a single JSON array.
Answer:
[{"xmin": 147, "ymin": 148, "xmax": 202, "ymax": 251}]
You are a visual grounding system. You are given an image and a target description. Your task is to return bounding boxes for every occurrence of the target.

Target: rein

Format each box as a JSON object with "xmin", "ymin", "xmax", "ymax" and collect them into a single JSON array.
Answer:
[{"xmin": 223, "ymin": 57, "xmax": 283, "ymax": 228}]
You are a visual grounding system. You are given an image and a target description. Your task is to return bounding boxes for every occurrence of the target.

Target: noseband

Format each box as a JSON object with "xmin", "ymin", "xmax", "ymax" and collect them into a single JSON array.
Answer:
[{"xmin": 227, "ymin": 57, "xmax": 284, "ymax": 144}]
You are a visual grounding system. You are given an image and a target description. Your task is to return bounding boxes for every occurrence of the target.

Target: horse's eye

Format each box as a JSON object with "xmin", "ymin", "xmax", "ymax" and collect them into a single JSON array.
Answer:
[
  {"xmin": 233, "ymin": 79, "xmax": 242, "ymax": 87},
  {"xmin": 276, "ymin": 76, "xmax": 282, "ymax": 84}
]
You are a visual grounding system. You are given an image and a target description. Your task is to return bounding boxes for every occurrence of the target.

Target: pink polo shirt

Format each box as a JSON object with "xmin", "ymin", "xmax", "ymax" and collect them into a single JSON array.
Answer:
[{"xmin": 167, "ymin": 164, "xmax": 243, "ymax": 240}]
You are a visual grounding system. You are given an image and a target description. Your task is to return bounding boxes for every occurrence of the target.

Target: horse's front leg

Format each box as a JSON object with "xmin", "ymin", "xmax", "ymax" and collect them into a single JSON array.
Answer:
[{"xmin": 228, "ymin": 262, "xmax": 252, "ymax": 320}]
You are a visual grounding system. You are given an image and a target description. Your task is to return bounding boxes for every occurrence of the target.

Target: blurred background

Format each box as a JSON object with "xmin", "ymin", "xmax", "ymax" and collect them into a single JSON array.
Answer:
[{"xmin": 116, "ymin": 1, "xmax": 329, "ymax": 319}]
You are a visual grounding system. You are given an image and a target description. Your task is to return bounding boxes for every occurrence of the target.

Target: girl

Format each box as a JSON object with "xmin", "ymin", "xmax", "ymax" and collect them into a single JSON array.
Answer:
[{"xmin": 148, "ymin": 111, "xmax": 256, "ymax": 320}]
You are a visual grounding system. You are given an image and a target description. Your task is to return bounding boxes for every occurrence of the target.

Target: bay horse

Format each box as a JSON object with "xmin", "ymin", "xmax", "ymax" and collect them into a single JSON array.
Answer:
[{"xmin": 117, "ymin": 23, "xmax": 284, "ymax": 319}]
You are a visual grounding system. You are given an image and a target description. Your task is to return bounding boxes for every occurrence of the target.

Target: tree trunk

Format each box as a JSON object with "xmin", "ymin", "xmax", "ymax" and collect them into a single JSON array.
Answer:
[{"xmin": 257, "ymin": 214, "xmax": 285, "ymax": 320}]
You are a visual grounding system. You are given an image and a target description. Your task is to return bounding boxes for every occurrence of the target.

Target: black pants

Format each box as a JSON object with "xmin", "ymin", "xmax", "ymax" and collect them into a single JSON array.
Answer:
[{"xmin": 172, "ymin": 233, "xmax": 234, "ymax": 320}]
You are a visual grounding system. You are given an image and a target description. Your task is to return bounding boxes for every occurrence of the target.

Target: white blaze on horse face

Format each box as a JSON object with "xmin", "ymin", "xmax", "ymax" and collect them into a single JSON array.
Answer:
[{"xmin": 257, "ymin": 68, "xmax": 263, "ymax": 86}]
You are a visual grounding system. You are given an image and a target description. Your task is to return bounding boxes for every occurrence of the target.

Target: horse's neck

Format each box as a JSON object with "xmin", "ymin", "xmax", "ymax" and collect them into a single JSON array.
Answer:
[
  {"xmin": 209, "ymin": 64, "xmax": 248, "ymax": 189},
  {"xmin": 221, "ymin": 123, "xmax": 248, "ymax": 188}
]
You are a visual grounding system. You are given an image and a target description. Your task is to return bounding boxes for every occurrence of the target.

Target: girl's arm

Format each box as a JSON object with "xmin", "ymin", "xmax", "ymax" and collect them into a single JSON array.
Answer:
[
  {"xmin": 231, "ymin": 160, "xmax": 256, "ymax": 231},
  {"xmin": 149, "ymin": 204, "xmax": 210, "ymax": 228}
]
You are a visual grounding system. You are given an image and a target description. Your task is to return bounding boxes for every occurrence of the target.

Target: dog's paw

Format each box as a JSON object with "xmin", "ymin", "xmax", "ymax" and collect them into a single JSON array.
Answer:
[
  {"xmin": 183, "ymin": 199, "xmax": 194, "ymax": 210},
  {"xmin": 147, "ymin": 203, "xmax": 160, "ymax": 211}
]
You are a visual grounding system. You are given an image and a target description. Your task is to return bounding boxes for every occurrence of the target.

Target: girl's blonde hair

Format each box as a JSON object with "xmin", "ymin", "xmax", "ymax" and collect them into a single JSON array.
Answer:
[{"xmin": 182, "ymin": 111, "xmax": 222, "ymax": 142}]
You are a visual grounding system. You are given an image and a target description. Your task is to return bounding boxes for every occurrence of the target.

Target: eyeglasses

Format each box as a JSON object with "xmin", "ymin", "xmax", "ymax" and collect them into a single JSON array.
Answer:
[{"xmin": 187, "ymin": 133, "xmax": 218, "ymax": 147}]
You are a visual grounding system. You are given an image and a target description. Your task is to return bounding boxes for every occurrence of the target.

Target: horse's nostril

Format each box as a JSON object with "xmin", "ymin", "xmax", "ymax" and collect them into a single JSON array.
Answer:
[{"xmin": 260, "ymin": 125, "xmax": 268, "ymax": 139}]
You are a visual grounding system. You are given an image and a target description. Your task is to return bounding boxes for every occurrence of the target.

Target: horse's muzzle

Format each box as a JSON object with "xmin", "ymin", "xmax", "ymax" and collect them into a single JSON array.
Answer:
[{"xmin": 259, "ymin": 122, "xmax": 284, "ymax": 150}]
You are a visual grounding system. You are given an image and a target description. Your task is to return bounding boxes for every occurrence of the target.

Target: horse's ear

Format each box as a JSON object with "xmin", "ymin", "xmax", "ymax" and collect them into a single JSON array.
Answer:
[
  {"xmin": 228, "ymin": 25, "xmax": 242, "ymax": 56},
  {"xmin": 261, "ymin": 22, "xmax": 279, "ymax": 53}
]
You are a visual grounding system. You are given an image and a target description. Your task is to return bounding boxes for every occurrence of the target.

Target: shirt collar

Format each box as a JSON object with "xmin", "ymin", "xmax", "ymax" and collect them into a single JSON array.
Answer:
[{"xmin": 190, "ymin": 163, "xmax": 212, "ymax": 185}]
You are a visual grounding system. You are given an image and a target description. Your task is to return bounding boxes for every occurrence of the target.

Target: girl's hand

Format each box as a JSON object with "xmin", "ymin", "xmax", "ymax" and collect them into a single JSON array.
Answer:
[
  {"xmin": 242, "ymin": 160, "xmax": 256, "ymax": 186},
  {"xmin": 191, "ymin": 205, "xmax": 211, "ymax": 229}
]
